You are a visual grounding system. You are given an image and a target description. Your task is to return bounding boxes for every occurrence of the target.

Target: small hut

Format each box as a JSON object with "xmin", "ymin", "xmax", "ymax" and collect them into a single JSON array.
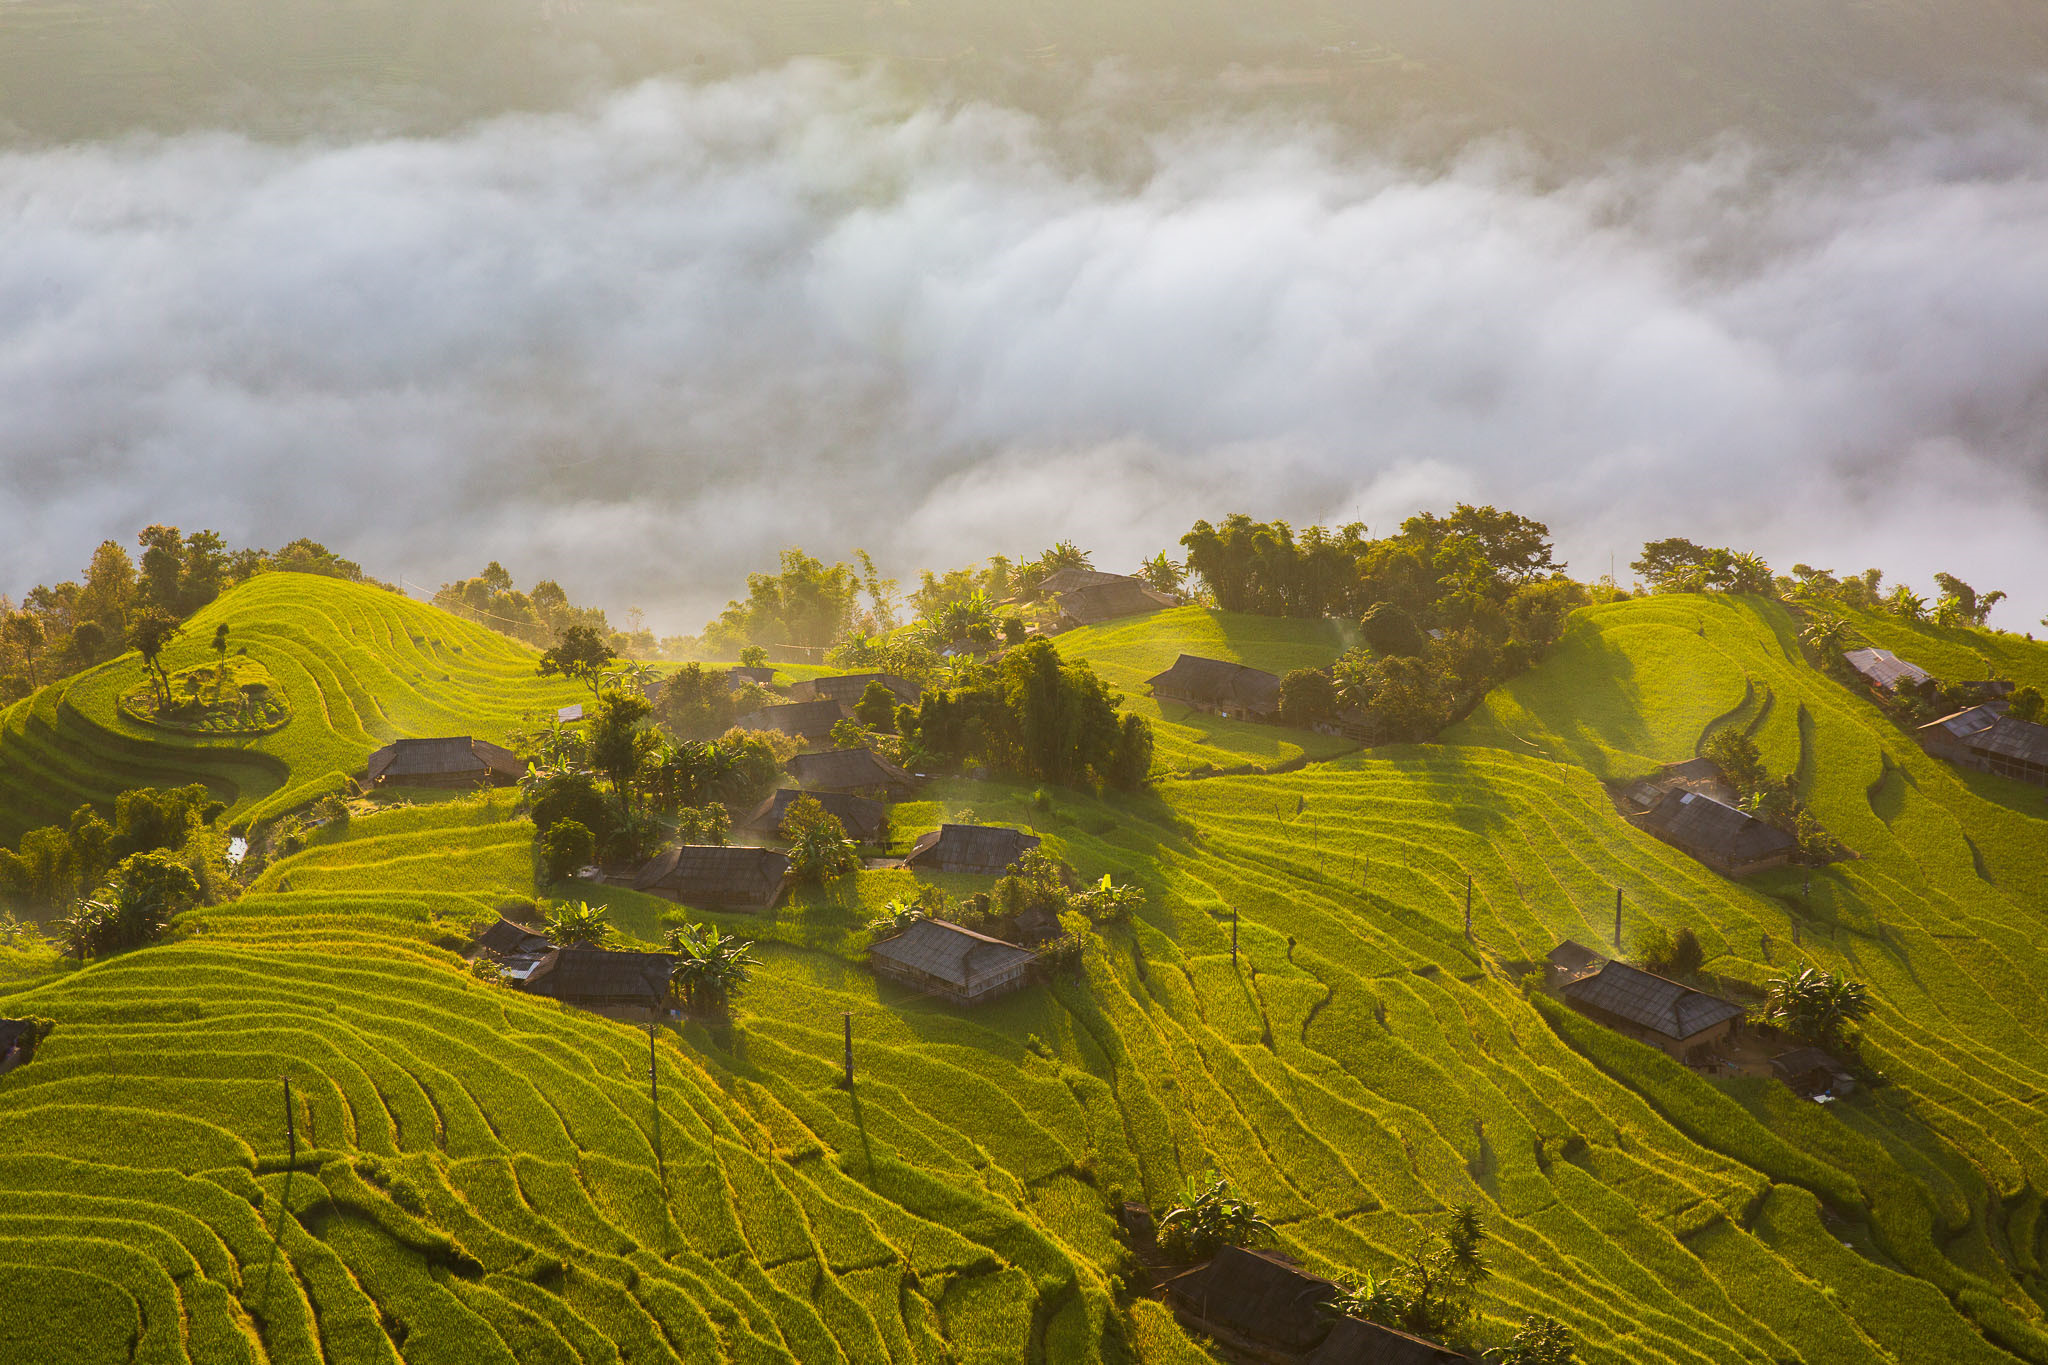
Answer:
[
  {"xmin": 1031, "ymin": 567, "xmax": 1133, "ymax": 599},
  {"xmin": 363, "ymin": 736, "xmax": 525, "ymax": 789},
  {"xmin": 1162, "ymin": 1246, "xmax": 1340, "ymax": 1356},
  {"xmin": 868, "ymin": 919, "xmax": 1037, "ymax": 1004},
  {"xmin": 1918, "ymin": 703, "xmax": 2048, "ymax": 787},
  {"xmin": 1145, "ymin": 654, "xmax": 1284, "ymax": 721},
  {"xmin": 786, "ymin": 748, "xmax": 919, "ymax": 800},
  {"xmin": 521, "ymin": 947, "xmax": 674, "ymax": 1012},
  {"xmin": 904, "ymin": 824, "xmax": 1041, "ymax": 876},
  {"xmin": 788, "ymin": 672, "xmax": 924, "ymax": 707},
  {"xmin": 743, "ymin": 788, "xmax": 889, "ymax": 845},
  {"xmin": 1636, "ymin": 789, "xmax": 1797, "ymax": 876},
  {"xmin": 1841, "ymin": 647, "xmax": 1932, "ymax": 695},
  {"xmin": 468, "ymin": 916, "xmax": 553, "ymax": 982},
  {"xmin": 1051, "ymin": 578, "xmax": 1178, "ymax": 628},
  {"xmin": 733, "ymin": 699, "xmax": 846, "ymax": 740},
  {"xmin": 633, "ymin": 845, "xmax": 792, "ymax": 911},
  {"xmin": 1558, "ymin": 958, "xmax": 1743, "ymax": 1063},
  {"xmin": 1306, "ymin": 1316, "xmax": 1468, "ymax": 1365}
]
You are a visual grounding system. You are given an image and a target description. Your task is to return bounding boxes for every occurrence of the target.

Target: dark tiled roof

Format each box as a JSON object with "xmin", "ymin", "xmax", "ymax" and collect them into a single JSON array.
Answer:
[
  {"xmin": 1770, "ymin": 1047, "xmax": 1839, "ymax": 1080},
  {"xmin": 868, "ymin": 919, "xmax": 1037, "ymax": 990},
  {"xmin": 725, "ymin": 666, "xmax": 775, "ymax": 686},
  {"xmin": 472, "ymin": 916, "xmax": 551, "ymax": 958},
  {"xmin": 0, "ymin": 1019, "xmax": 30, "ymax": 1055},
  {"xmin": 733, "ymin": 699, "xmax": 846, "ymax": 737},
  {"xmin": 522, "ymin": 948, "xmax": 672, "ymax": 1005},
  {"xmin": 1146, "ymin": 654, "xmax": 1284, "ymax": 713},
  {"xmin": 743, "ymin": 788, "xmax": 888, "ymax": 843},
  {"xmin": 1163, "ymin": 1247, "xmax": 1339, "ymax": 1354},
  {"xmin": 1306, "ymin": 1315, "xmax": 1467, "ymax": 1365},
  {"xmin": 366, "ymin": 736, "xmax": 525, "ymax": 781},
  {"xmin": 787, "ymin": 748, "xmax": 917, "ymax": 793},
  {"xmin": 1055, "ymin": 579, "xmax": 1178, "ymax": 624},
  {"xmin": 1922, "ymin": 704, "xmax": 2048, "ymax": 768},
  {"xmin": 789, "ymin": 673, "xmax": 924, "ymax": 706},
  {"xmin": 1640, "ymin": 789, "xmax": 1797, "ymax": 864},
  {"xmin": 1841, "ymin": 647, "xmax": 1930, "ymax": 691},
  {"xmin": 904, "ymin": 824, "xmax": 1041, "ymax": 875},
  {"xmin": 1034, "ymin": 568, "xmax": 1134, "ymax": 597},
  {"xmin": 1561, "ymin": 961, "xmax": 1743, "ymax": 1042},
  {"xmin": 633, "ymin": 845, "xmax": 791, "ymax": 906}
]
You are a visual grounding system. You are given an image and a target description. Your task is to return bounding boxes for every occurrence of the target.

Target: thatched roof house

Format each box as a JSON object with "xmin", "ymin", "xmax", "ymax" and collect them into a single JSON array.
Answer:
[
  {"xmin": 1637, "ymin": 788, "xmax": 1797, "ymax": 876},
  {"xmin": 904, "ymin": 824, "xmax": 1041, "ymax": 876},
  {"xmin": 364, "ymin": 736, "xmax": 525, "ymax": 789},
  {"xmin": 1842, "ymin": 647, "xmax": 1931, "ymax": 694},
  {"xmin": 743, "ymin": 788, "xmax": 889, "ymax": 844},
  {"xmin": 725, "ymin": 665, "xmax": 776, "ymax": 688},
  {"xmin": 633, "ymin": 845, "xmax": 792, "ymax": 911},
  {"xmin": 786, "ymin": 748, "xmax": 919, "ymax": 800},
  {"xmin": 1163, "ymin": 1246, "xmax": 1341, "ymax": 1356},
  {"xmin": 1306, "ymin": 1316, "xmax": 1467, "ymax": 1364},
  {"xmin": 522, "ymin": 947, "xmax": 673, "ymax": 1012},
  {"xmin": 1918, "ymin": 703, "xmax": 2048, "ymax": 787},
  {"xmin": 1559, "ymin": 957, "xmax": 1743, "ymax": 1063},
  {"xmin": 1052, "ymin": 578, "xmax": 1178, "ymax": 628},
  {"xmin": 1032, "ymin": 567, "xmax": 1133, "ymax": 599},
  {"xmin": 788, "ymin": 672, "xmax": 924, "ymax": 707},
  {"xmin": 868, "ymin": 919, "xmax": 1037, "ymax": 1004},
  {"xmin": 1146, "ymin": 654, "xmax": 1284, "ymax": 720},
  {"xmin": 733, "ymin": 699, "xmax": 846, "ymax": 739}
]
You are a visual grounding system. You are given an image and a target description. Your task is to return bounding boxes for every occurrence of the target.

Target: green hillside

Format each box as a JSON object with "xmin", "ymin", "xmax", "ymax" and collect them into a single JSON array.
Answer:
[
  {"xmin": 1055, "ymin": 605, "xmax": 1355, "ymax": 776},
  {"xmin": 7, "ymin": 580, "xmax": 2048, "ymax": 1362},
  {"xmin": 0, "ymin": 573, "xmax": 586, "ymax": 843}
]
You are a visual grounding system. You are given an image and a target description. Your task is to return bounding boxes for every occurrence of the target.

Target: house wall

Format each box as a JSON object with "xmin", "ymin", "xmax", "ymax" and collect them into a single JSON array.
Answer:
[{"xmin": 379, "ymin": 768, "xmax": 491, "ymax": 790}]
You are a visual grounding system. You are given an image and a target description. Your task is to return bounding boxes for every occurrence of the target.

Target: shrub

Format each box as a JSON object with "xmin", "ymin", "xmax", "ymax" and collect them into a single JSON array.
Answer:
[
  {"xmin": 1489, "ymin": 1316, "xmax": 1578, "ymax": 1364},
  {"xmin": 539, "ymin": 819, "xmax": 594, "ymax": 882},
  {"xmin": 1278, "ymin": 668, "xmax": 1337, "ymax": 725},
  {"xmin": 783, "ymin": 798, "xmax": 859, "ymax": 884},
  {"xmin": 528, "ymin": 771, "xmax": 616, "ymax": 846},
  {"xmin": 1156, "ymin": 1170, "xmax": 1272, "ymax": 1262},
  {"xmin": 1638, "ymin": 924, "xmax": 1703, "ymax": 978}
]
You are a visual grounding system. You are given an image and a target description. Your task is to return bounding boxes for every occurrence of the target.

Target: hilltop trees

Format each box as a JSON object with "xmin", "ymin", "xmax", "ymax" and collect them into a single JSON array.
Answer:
[
  {"xmin": 539, "ymin": 624, "xmax": 616, "ymax": 696},
  {"xmin": 703, "ymin": 549, "xmax": 864, "ymax": 653},
  {"xmin": 903, "ymin": 640, "xmax": 1153, "ymax": 791},
  {"xmin": 1631, "ymin": 539, "xmax": 1773, "ymax": 595},
  {"xmin": 435, "ymin": 562, "xmax": 636, "ymax": 653}
]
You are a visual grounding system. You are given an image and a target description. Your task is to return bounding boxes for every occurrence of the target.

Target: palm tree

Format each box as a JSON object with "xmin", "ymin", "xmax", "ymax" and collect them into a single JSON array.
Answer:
[
  {"xmin": 1765, "ymin": 966, "xmax": 1873, "ymax": 1048},
  {"xmin": 1884, "ymin": 585, "xmax": 1927, "ymax": 622},
  {"xmin": 666, "ymin": 921, "xmax": 760, "ymax": 1014},
  {"xmin": 57, "ymin": 898, "xmax": 111, "ymax": 962},
  {"xmin": 543, "ymin": 900, "xmax": 612, "ymax": 948},
  {"xmin": 1799, "ymin": 614, "xmax": 1854, "ymax": 657},
  {"xmin": 788, "ymin": 817, "xmax": 860, "ymax": 884},
  {"xmin": 1725, "ymin": 551, "xmax": 1774, "ymax": 595},
  {"xmin": 1156, "ymin": 1169, "xmax": 1273, "ymax": 1261},
  {"xmin": 867, "ymin": 899, "xmax": 926, "ymax": 936},
  {"xmin": 211, "ymin": 623, "xmax": 231, "ymax": 700}
]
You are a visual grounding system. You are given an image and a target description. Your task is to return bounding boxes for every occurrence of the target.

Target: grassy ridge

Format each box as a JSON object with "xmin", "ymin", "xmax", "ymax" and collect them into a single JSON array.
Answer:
[
  {"xmin": 0, "ymin": 574, "xmax": 586, "ymax": 842},
  {"xmin": 6, "ymin": 580, "xmax": 2048, "ymax": 1361}
]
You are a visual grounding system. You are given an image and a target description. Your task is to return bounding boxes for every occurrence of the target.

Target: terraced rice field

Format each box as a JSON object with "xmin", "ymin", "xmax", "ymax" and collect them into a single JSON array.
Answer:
[
  {"xmin": 6, "ymin": 581, "xmax": 2048, "ymax": 1362},
  {"xmin": 1054, "ymin": 606, "xmax": 1356, "ymax": 776},
  {"xmin": 0, "ymin": 573, "xmax": 586, "ymax": 843}
]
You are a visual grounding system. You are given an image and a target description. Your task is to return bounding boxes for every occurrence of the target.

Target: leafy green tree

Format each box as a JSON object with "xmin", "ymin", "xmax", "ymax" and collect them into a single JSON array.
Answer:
[
  {"xmin": 651, "ymin": 664, "xmax": 740, "ymax": 740},
  {"xmin": 1157, "ymin": 1170, "xmax": 1273, "ymax": 1261},
  {"xmin": 675, "ymin": 803, "xmax": 732, "ymax": 846},
  {"xmin": 1702, "ymin": 728, "xmax": 1768, "ymax": 795},
  {"xmin": 782, "ymin": 797, "xmax": 860, "ymax": 884},
  {"xmin": 540, "ymin": 819, "xmax": 594, "ymax": 882},
  {"xmin": 527, "ymin": 771, "xmax": 617, "ymax": 848},
  {"xmin": 2010, "ymin": 685, "xmax": 2045, "ymax": 724},
  {"xmin": 1489, "ymin": 1316, "xmax": 1578, "ymax": 1364},
  {"xmin": 588, "ymin": 689, "xmax": 657, "ymax": 813},
  {"xmin": 539, "ymin": 624, "xmax": 617, "ymax": 697},
  {"xmin": 1883, "ymin": 585, "xmax": 1927, "ymax": 621},
  {"xmin": 1278, "ymin": 668, "xmax": 1337, "ymax": 725},
  {"xmin": 1724, "ymin": 551, "xmax": 1775, "ymax": 595},
  {"xmin": 1136, "ymin": 552, "xmax": 1184, "ymax": 594},
  {"xmin": 666, "ymin": 921, "xmax": 761, "ymax": 1015},
  {"xmin": 1799, "ymin": 614, "xmax": 1854, "ymax": 657},
  {"xmin": 854, "ymin": 681, "xmax": 899, "ymax": 732},
  {"xmin": 543, "ymin": 900, "xmax": 612, "ymax": 947},
  {"xmin": 1765, "ymin": 967, "xmax": 1873, "ymax": 1048},
  {"xmin": 1360, "ymin": 602, "xmax": 1425, "ymax": 658},
  {"xmin": 1333, "ymin": 652, "xmax": 1448, "ymax": 743},
  {"xmin": 705, "ymin": 549, "xmax": 862, "ymax": 651},
  {"xmin": 210, "ymin": 624, "xmax": 230, "ymax": 699},
  {"xmin": 129, "ymin": 608, "xmax": 183, "ymax": 708},
  {"xmin": 137, "ymin": 525, "xmax": 186, "ymax": 611},
  {"xmin": 867, "ymin": 898, "xmax": 927, "ymax": 936},
  {"xmin": 2, "ymin": 612, "xmax": 45, "ymax": 690},
  {"xmin": 1932, "ymin": 573, "xmax": 2005, "ymax": 627},
  {"xmin": 738, "ymin": 645, "xmax": 770, "ymax": 668}
]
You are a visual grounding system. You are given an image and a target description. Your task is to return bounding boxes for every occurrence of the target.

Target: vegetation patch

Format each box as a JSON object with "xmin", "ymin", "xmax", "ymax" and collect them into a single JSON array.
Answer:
[{"xmin": 118, "ymin": 654, "xmax": 289, "ymax": 733}]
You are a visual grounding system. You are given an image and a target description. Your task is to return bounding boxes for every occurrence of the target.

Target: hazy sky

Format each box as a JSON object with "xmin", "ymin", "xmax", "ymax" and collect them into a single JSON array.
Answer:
[{"xmin": 3, "ymin": 64, "xmax": 2046, "ymax": 632}]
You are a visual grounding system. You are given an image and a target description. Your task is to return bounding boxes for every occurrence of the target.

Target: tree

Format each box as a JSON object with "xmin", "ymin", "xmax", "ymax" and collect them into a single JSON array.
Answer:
[
  {"xmin": 1883, "ymin": 585, "xmax": 1927, "ymax": 622},
  {"xmin": 738, "ymin": 645, "xmax": 770, "ymax": 668},
  {"xmin": 675, "ymin": 802, "xmax": 732, "ymax": 846},
  {"xmin": 1156, "ymin": 1170, "xmax": 1273, "ymax": 1261},
  {"xmin": 1334, "ymin": 651, "xmax": 1448, "ymax": 743},
  {"xmin": 652, "ymin": 664, "xmax": 739, "ymax": 740},
  {"xmin": 666, "ymin": 921, "xmax": 761, "ymax": 1015},
  {"xmin": 704, "ymin": 549, "xmax": 863, "ymax": 652},
  {"xmin": 1489, "ymin": 1317, "xmax": 1578, "ymax": 1364},
  {"xmin": 1702, "ymin": 728, "xmax": 1768, "ymax": 795},
  {"xmin": 1109, "ymin": 712, "xmax": 1154, "ymax": 792},
  {"xmin": 2010, "ymin": 686, "xmax": 2045, "ymax": 724},
  {"xmin": 540, "ymin": 819, "xmax": 594, "ymax": 882},
  {"xmin": 1799, "ymin": 614, "xmax": 1854, "ymax": 658},
  {"xmin": 782, "ymin": 797, "xmax": 860, "ymax": 883},
  {"xmin": 1933, "ymin": 573, "xmax": 2006, "ymax": 627},
  {"xmin": 1136, "ymin": 552, "xmax": 1184, "ymax": 594},
  {"xmin": 1724, "ymin": 551, "xmax": 1774, "ymax": 595},
  {"xmin": 1341, "ymin": 1205, "xmax": 1491, "ymax": 1342},
  {"xmin": 1360, "ymin": 602, "xmax": 1426, "ymax": 658},
  {"xmin": 137, "ymin": 525, "xmax": 186, "ymax": 611},
  {"xmin": 130, "ymin": 607, "xmax": 183, "ymax": 707},
  {"xmin": 543, "ymin": 900, "xmax": 612, "ymax": 947},
  {"xmin": 854, "ymin": 681, "xmax": 898, "ymax": 732},
  {"xmin": 1278, "ymin": 668, "xmax": 1337, "ymax": 725},
  {"xmin": 539, "ymin": 624, "xmax": 617, "ymax": 697},
  {"xmin": 1764, "ymin": 967, "xmax": 1873, "ymax": 1048},
  {"xmin": 588, "ymin": 689, "xmax": 656, "ymax": 813},
  {"xmin": 210, "ymin": 624, "xmax": 231, "ymax": 700},
  {"xmin": 2, "ymin": 612, "xmax": 44, "ymax": 690}
]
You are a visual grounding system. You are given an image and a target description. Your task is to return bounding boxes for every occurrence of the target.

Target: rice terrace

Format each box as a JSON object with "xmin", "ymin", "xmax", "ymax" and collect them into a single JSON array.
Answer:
[{"xmin": 0, "ymin": 516, "xmax": 2045, "ymax": 1365}]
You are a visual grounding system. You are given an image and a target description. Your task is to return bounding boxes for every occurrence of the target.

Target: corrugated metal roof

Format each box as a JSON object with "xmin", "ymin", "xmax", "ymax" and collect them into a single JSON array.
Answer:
[
  {"xmin": 634, "ymin": 845, "xmax": 791, "ymax": 904},
  {"xmin": 905, "ymin": 824, "xmax": 1041, "ymax": 875},
  {"xmin": 1145, "ymin": 654, "xmax": 1284, "ymax": 713},
  {"xmin": 1641, "ymin": 789, "xmax": 1797, "ymax": 862},
  {"xmin": 523, "ymin": 947, "xmax": 672, "ymax": 1003},
  {"xmin": 868, "ymin": 918, "xmax": 1036, "ymax": 988},
  {"xmin": 1562, "ymin": 961, "xmax": 1743, "ymax": 1041},
  {"xmin": 1842, "ymin": 647, "xmax": 1931, "ymax": 691},
  {"xmin": 366, "ymin": 736, "xmax": 525, "ymax": 781}
]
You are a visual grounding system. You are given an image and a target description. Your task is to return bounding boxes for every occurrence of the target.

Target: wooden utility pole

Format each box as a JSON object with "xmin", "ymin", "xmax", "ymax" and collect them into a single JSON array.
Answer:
[
  {"xmin": 1614, "ymin": 887, "xmax": 1623, "ymax": 950},
  {"xmin": 648, "ymin": 1017, "xmax": 667, "ymax": 1195},
  {"xmin": 260, "ymin": 1076, "xmax": 298, "ymax": 1308},
  {"xmin": 840, "ymin": 1012, "xmax": 854, "ymax": 1089},
  {"xmin": 1231, "ymin": 908, "xmax": 1239, "ymax": 967},
  {"xmin": 1464, "ymin": 874, "xmax": 1473, "ymax": 941}
]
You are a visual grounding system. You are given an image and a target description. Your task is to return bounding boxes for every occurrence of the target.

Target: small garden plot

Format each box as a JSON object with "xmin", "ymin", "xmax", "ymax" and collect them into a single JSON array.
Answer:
[{"xmin": 120, "ymin": 655, "xmax": 289, "ymax": 734}]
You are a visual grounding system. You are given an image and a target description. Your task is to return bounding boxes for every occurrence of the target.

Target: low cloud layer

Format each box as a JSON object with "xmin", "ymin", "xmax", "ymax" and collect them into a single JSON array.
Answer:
[{"xmin": 3, "ymin": 65, "xmax": 2047, "ymax": 631}]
